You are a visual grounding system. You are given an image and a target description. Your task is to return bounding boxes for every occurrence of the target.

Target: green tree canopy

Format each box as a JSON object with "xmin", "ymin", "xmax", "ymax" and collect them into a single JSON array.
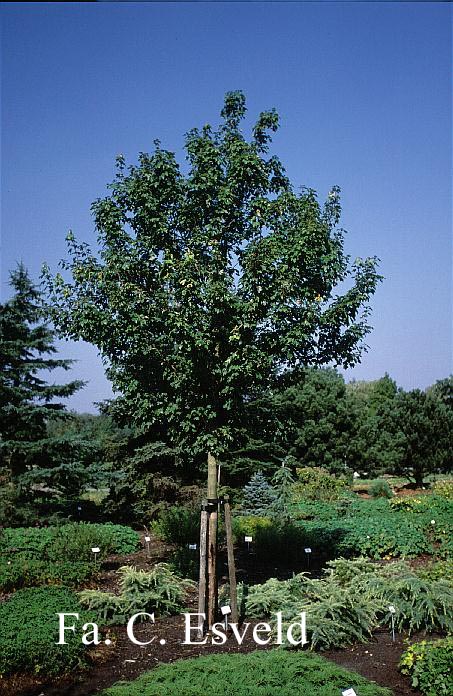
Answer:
[
  {"xmin": 0, "ymin": 264, "xmax": 83, "ymax": 479},
  {"xmin": 373, "ymin": 389, "xmax": 453, "ymax": 486},
  {"xmin": 427, "ymin": 375, "xmax": 453, "ymax": 410},
  {"xmin": 43, "ymin": 92, "xmax": 381, "ymax": 468},
  {"xmin": 273, "ymin": 367, "xmax": 361, "ymax": 475}
]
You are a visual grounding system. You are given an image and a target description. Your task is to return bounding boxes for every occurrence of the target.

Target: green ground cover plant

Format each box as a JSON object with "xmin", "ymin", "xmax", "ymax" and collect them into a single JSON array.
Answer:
[
  {"xmin": 0, "ymin": 557, "xmax": 96, "ymax": 592},
  {"xmin": 0, "ymin": 523, "xmax": 139, "ymax": 561},
  {"xmin": 399, "ymin": 637, "xmax": 453, "ymax": 696},
  {"xmin": 79, "ymin": 563, "xmax": 195, "ymax": 624},
  {"xmin": 247, "ymin": 493, "xmax": 453, "ymax": 560},
  {"xmin": 100, "ymin": 650, "xmax": 392, "ymax": 696},
  {"xmin": 431, "ymin": 480, "xmax": 453, "ymax": 500},
  {"xmin": 0, "ymin": 586, "xmax": 92, "ymax": 676},
  {"xmin": 414, "ymin": 559, "xmax": 453, "ymax": 582}
]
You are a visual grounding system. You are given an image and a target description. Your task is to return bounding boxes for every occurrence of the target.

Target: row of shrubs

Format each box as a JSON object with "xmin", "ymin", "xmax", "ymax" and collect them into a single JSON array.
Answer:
[{"xmin": 152, "ymin": 493, "xmax": 452, "ymax": 564}]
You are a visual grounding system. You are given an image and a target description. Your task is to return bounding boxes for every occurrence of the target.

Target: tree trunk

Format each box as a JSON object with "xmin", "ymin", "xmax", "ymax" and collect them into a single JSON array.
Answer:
[{"xmin": 207, "ymin": 453, "xmax": 218, "ymax": 628}]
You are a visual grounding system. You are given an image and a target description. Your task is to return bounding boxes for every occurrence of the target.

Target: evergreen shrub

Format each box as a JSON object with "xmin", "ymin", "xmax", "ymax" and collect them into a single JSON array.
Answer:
[
  {"xmin": 100, "ymin": 650, "xmax": 392, "ymax": 696},
  {"xmin": 0, "ymin": 586, "xmax": 91, "ymax": 676}
]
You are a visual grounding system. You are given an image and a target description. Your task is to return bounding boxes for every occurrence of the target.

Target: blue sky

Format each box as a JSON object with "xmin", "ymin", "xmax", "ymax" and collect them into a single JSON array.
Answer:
[{"xmin": 1, "ymin": 2, "xmax": 451, "ymax": 413}]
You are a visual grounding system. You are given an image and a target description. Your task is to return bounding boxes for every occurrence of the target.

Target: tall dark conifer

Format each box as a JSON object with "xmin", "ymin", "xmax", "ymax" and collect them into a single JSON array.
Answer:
[{"xmin": 0, "ymin": 264, "xmax": 83, "ymax": 479}]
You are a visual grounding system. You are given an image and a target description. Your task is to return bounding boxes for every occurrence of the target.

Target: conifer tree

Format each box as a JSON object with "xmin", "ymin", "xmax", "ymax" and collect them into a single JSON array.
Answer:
[
  {"xmin": 241, "ymin": 470, "xmax": 276, "ymax": 516},
  {"xmin": 0, "ymin": 264, "xmax": 83, "ymax": 480},
  {"xmin": 271, "ymin": 460, "xmax": 295, "ymax": 522}
]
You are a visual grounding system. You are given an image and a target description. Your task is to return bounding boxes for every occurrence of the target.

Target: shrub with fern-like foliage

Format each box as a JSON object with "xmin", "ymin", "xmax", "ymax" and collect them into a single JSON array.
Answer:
[
  {"xmin": 241, "ymin": 558, "xmax": 452, "ymax": 650},
  {"xmin": 79, "ymin": 563, "xmax": 195, "ymax": 625}
]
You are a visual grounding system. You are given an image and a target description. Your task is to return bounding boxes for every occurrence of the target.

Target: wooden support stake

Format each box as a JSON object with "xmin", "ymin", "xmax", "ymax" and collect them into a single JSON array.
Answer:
[
  {"xmin": 207, "ymin": 453, "xmax": 218, "ymax": 628},
  {"xmin": 223, "ymin": 495, "xmax": 238, "ymax": 624},
  {"xmin": 197, "ymin": 500, "xmax": 208, "ymax": 638}
]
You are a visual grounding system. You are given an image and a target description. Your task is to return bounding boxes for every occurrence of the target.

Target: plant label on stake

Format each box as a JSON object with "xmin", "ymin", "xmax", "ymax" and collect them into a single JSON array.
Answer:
[
  {"xmin": 389, "ymin": 605, "xmax": 396, "ymax": 642},
  {"xmin": 341, "ymin": 689, "xmax": 358, "ymax": 696},
  {"xmin": 144, "ymin": 536, "xmax": 151, "ymax": 555},
  {"xmin": 91, "ymin": 547, "xmax": 100, "ymax": 566},
  {"xmin": 244, "ymin": 536, "xmax": 252, "ymax": 552},
  {"xmin": 188, "ymin": 543, "xmax": 197, "ymax": 550},
  {"xmin": 304, "ymin": 547, "xmax": 312, "ymax": 569},
  {"xmin": 220, "ymin": 604, "xmax": 231, "ymax": 631}
]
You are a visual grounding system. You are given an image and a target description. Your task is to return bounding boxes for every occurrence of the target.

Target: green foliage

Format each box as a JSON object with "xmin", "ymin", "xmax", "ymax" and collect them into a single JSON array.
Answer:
[
  {"xmin": 274, "ymin": 368, "xmax": 362, "ymax": 475},
  {"xmin": 389, "ymin": 496, "xmax": 425, "ymax": 511},
  {"xmin": 43, "ymin": 92, "xmax": 380, "ymax": 469},
  {"xmin": 415, "ymin": 559, "xmax": 453, "ymax": 582},
  {"xmin": 233, "ymin": 495, "xmax": 452, "ymax": 563},
  {"xmin": 232, "ymin": 515, "xmax": 273, "ymax": 539},
  {"xmin": 245, "ymin": 573, "xmax": 382, "ymax": 649},
  {"xmin": 431, "ymin": 479, "xmax": 453, "ymax": 500},
  {"xmin": 243, "ymin": 559, "xmax": 452, "ymax": 651},
  {"xmin": 0, "ymin": 264, "xmax": 84, "ymax": 485},
  {"xmin": 0, "ymin": 586, "xmax": 91, "ymax": 676},
  {"xmin": 399, "ymin": 637, "xmax": 453, "ymax": 695},
  {"xmin": 271, "ymin": 463, "xmax": 295, "ymax": 521},
  {"xmin": 426, "ymin": 375, "xmax": 453, "ymax": 410},
  {"xmin": 0, "ymin": 523, "xmax": 139, "ymax": 561},
  {"xmin": 370, "ymin": 389, "xmax": 453, "ymax": 486},
  {"xmin": 337, "ymin": 513, "xmax": 431, "ymax": 558},
  {"xmin": 100, "ymin": 650, "xmax": 392, "ymax": 696},
  {"xmin": 369, "ymin": 480, "xmax": 394, "ymax": 498},
  {"xmin": 0, "ymin": 557, "xmax": 95, "ymax": 592},
  {"xmin": 241, "ymin": 471, "xmax": 277, "ymax": 516},
  {"xmin": 152, "ymin": 506, "xmax": 200, "ymax": 546},
  {"xmin": 365, "ymin": 573, "xmax": 453, "ymax": 634},
  {"xmin": 79, "ymin": 563, "xmax": 195, "ymax": 624},
  {"xmin": 292, "ymin": 494, "xmax": 453, "ymax": 559},
  {"xmin": 294, "ymin": 466, "xmax": 346, "ymax": 501},
  {"xmin": 169, "ymin": 546, "xmax": 199, "ymax": 580},
  {"xmin": 347, "ymin": 373, "xmax": 398, "ymax": 415}
]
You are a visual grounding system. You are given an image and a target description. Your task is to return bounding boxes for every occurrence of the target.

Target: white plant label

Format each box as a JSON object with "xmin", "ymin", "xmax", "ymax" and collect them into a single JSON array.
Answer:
[
  {"xmin": 342, "ymin": 689, "xmax": 358, "ymax": 696},
  {"xmin": 389, "ymin": 605, "xmax": 396, "ymax": 614},
  {"xmin": 304, "ymin": 548, "xmax": 312, "ymax": 553},
  {"xmin": 188, "ymin": 543, "xmax": 197, "ymax": 550},
  {"xmin": 91, "ymin": 547, "xmax": 100, "ymax": 554},
  {"xmin": 144, "ymin": 536, "xmax": 151, "ymax": 543},
  {"xmin": 220, "ymin": 605, "xmax": 232, "ymax": 616},
  {"xmin": 244, "ymin": 536, "xmax": 253, "ymax": 543}
]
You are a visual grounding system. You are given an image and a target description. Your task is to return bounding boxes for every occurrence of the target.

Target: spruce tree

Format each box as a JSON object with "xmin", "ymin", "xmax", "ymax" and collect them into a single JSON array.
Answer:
[
  {"xmin": 241, "ymin": 470, "xmax": 276, "ymax": 516},
  {"xmin": 271, "ymin": 460, "xmax": 295, "ymax": 522},
  {"xmin": 0, "ymin": 264, "xmax": 83, "ymax": 480}
]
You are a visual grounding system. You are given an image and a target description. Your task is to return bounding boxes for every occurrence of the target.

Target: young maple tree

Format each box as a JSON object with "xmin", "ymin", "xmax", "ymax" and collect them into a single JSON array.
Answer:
[{"xmin": 43, "ymin": 92, "xmax": 381, "ymax": 468}]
